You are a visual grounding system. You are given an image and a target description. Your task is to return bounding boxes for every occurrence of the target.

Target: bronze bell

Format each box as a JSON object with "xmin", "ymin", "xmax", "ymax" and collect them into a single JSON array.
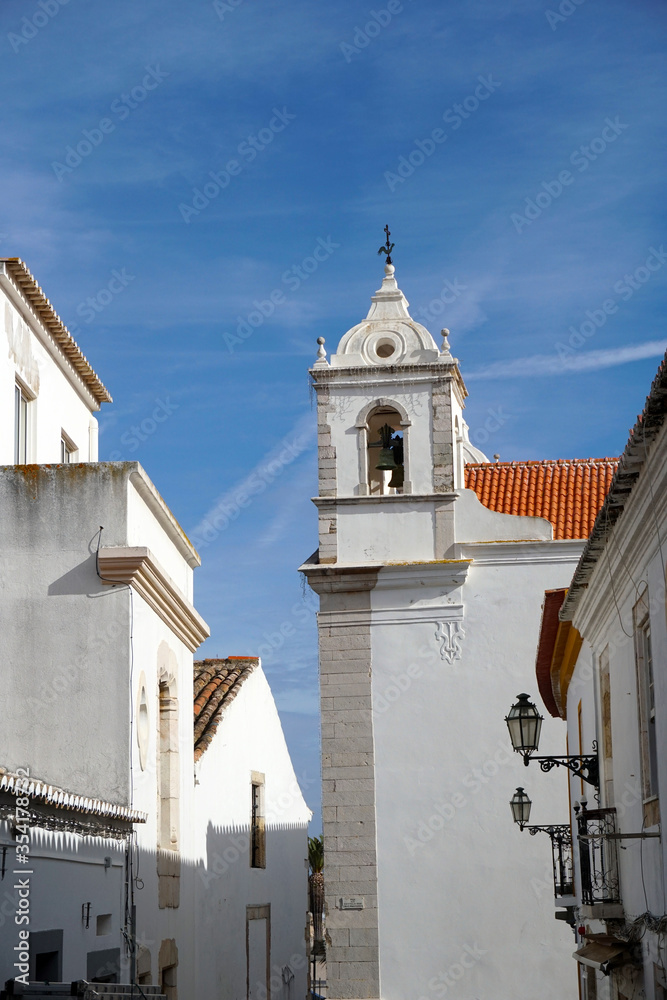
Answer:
[
  {"xmin": 388, "ymin": 465, "xmax": 404, "ymax": 488},
  {"xmin": 376, "ymin": 447, "xmax": 398, "ymax": 471},
  {"xmin": 375, "ymin": 424, "xmax": 398, "ymax": 471}
]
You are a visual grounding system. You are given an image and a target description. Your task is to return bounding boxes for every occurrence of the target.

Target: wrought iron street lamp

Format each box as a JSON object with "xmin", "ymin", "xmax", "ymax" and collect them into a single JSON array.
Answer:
[
  {"xmin": 509, "ymin": 788, "xmax": 574, "ymax": 897},
  {"xmin": 509, "ymin": 786, "xmax": 532, "ymax": 828},
  {"xmin": 505, "ymin": 693, "xmax": 543, "ymax": 755},
  {"xmin": 505, "ymin": 693, "xmax": 599, "ymax": 788}
]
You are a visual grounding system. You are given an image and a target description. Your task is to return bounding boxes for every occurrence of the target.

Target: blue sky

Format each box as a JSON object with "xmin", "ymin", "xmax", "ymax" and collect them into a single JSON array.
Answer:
[{"xmin": 2, "ymin": 0, "xmax": 666, "ymax": 831}]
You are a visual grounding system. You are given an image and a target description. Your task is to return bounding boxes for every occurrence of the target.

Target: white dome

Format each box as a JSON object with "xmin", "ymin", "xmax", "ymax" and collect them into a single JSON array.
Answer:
[
  {"xmin": 460, "ymin": 418, "xmax": 489, "ymax": 464},
  {"xmin": 331, "ymin": 264, "xmax": 442, "ymax": 367}
]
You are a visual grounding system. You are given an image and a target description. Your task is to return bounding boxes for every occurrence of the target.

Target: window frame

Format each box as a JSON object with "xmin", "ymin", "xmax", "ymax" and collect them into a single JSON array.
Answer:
[
  {"xmin": 60, "ymin": 430, "xmax": 78, "ymax": 463},
  {"xmin": 250, "ymin": 772, "xmax": 266, "ymax": 869},
  {"xmin": 633, "ymin": 591, "xmax": 660, "ymax": 825},
  {"xmin": 14, "ymin": 381, "xmax": 28, "ymax": 464}
]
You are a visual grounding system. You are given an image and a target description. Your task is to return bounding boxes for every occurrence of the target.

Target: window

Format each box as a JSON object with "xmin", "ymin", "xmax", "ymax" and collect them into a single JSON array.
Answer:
[
  {"xmin": 634, "ymin": 592, "xmax": 659, "ymax": 821},
  {"xmin": 251, "ymin": 772, "xmax": 266, "ymax": 869},
  {"xmin": 599, "ymin": 647, "xmax": 614, "ymax": 807},
  {"xmin": 14, "ymin": 382, "xmax": 28, "ymax": 464},
  {"xmin": 60, "ymin": 432, "xmax": 77, "ymax": 463}
]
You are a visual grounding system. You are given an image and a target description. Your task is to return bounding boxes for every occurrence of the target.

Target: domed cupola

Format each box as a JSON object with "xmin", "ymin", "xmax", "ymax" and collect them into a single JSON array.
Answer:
[{"xmin": 330, "ymin": 262, "xmax": 442, "ymax": 367}]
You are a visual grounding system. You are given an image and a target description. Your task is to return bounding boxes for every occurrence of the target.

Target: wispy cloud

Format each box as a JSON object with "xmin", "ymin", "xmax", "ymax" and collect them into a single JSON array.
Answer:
[
  {"xmin": 188, "ymin": 413, "xmax": 316, "ymax": 550},
  {"xmin": 467, "ymin": 341, "xmax": 667, "ymax": 380}
]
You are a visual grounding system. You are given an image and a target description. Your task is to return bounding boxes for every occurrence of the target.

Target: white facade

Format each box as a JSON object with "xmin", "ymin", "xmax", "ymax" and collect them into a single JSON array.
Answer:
[
  {"xmin": 1, "ymin": 257, "xmax": 109, "ymax": 464},
  {"xmin": 539, "ymin": 356, "xmax": 667, "ymax": 1000},
  {"xmin": 0, "ymin": 260, "xmax": 310, "ymax": 999},
  {"xmin": 194, "ymin": 663, "xmax": 311, "ymax": 1000},
  {"xmin": 302, "ymin": 263, "xmax": 594, "ymax": 1000}
]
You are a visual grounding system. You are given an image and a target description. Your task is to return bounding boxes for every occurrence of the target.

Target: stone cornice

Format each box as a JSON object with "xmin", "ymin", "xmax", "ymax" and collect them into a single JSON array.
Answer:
[
  {"xmin": 312, "ymin": 493, "xmax": 458, "ymax": 507},
  {"xmin": 299, "ymin": 556, "xmax": 470, "ymax": 593},
  {"xmin": 309, "ymin": 363, "xmax": 467, "ymax": 398},
  {"xmin": 455, "ymin": 539, "xmax": 584, "ymax": 566},
  {"xmin": 98, "ymin": 546, "xmax": 210, "ymax": 652}
]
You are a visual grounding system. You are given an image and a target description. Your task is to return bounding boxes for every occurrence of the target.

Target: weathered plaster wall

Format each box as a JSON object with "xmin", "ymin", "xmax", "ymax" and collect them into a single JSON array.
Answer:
[{"xmin": 0, "ymin": 464, "xmax": 132, "ymax": 802}]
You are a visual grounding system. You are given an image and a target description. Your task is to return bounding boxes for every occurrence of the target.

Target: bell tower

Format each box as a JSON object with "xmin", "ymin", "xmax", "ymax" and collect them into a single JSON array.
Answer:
[
  {"xmin": 310, "ymin": 257, "xmax": 470, "ymax": 566},
  {"xmin": 301, "ymin": 242, "xmax": 587, "ymax": 1000}
]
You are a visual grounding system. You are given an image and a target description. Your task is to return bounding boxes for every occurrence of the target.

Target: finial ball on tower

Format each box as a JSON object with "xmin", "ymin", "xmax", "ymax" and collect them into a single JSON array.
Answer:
[
  {"xmin": 315, "ymin": 336, "xmax": 327, "ymax": 364},
  {"xmin": 440, "ymin": 328, "xmax": 451, "ymax": 354}
]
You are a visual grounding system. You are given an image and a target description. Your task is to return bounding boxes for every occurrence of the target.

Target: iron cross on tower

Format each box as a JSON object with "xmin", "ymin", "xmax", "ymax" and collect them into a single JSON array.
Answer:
[{"xmin": 377, "ymin": 225, "xmax": 395, "ymax": 265}]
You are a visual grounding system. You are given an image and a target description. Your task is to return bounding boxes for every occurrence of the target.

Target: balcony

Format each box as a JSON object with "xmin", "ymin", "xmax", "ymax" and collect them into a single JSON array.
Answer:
[
  {"xmin": 575, "ymin": 802, "xmax": 623, "ymax": 919},
  {"xmin": 548, "ymin": 826, "xmax": 575, "ymax": 903}
]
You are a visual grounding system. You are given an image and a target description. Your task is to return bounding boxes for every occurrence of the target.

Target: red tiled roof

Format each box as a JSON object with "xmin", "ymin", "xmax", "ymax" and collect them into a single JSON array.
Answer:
[
  {"xmin": 464, "ymin": 458, "xmax": 619, "ymax": 540},
  {"xmin": 193, "ymin": 657, "xmax": 258, "ymax": 761},
  {"xmin": 535, "ymin": 590, "xmax": 567, "ymax": 718}
]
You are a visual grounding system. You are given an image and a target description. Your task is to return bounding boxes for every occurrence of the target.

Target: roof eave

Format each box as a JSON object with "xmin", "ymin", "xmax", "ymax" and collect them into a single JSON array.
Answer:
[{"xmin": 0, "ymin": 258, "xmax": 112, "ymax": 407}]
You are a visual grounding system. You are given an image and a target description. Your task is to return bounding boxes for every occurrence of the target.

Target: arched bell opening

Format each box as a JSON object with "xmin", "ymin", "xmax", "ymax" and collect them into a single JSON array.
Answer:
[
  {"xmin": 367, "ymin": 406, "xmax": 405, "ymax": 496},
  {"xmin": 355, "ymin": 398, "xmax": 412, "ymax": 496}
]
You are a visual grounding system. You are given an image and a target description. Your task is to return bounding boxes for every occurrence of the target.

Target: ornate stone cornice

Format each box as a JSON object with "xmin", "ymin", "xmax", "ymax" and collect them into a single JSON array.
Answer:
[{"xmin": 98, "ymin": 546, "xmax": 210, "ymax": 652}]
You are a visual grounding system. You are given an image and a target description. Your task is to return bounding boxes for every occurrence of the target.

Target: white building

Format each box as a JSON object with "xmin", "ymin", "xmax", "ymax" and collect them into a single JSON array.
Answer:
[
  {"xmin": 300, "ymin": 259, "xmax": 617, "ymax": 1000},
  {"xmin": 0, "ymin": 257, "xmax": 310, "ymax": 999},
  {"xmin": 194, "ymin": 657, "xmax": 311, "ymax": 1000},
  {"xmin": 533, "ymin": 352, "xmax": 667, "ymax": 1000}
]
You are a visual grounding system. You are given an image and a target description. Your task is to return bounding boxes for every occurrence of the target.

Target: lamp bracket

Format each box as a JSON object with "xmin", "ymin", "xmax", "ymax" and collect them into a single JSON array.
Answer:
[
  {"xmin": 520, "ymin": 824, "xmax": 572, "ymax": 845},
  {"xmin": 521, "ymin": 745, "xmax": 599, "ymax": 789}
]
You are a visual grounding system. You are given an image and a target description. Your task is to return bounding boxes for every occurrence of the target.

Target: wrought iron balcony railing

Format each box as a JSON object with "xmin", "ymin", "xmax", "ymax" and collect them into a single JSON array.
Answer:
[
  {"xmin": 574, "ymin": 801, "xmax": 621, "ymax": 906},
  {"xmin": 523, "ymin": 825, "xmax": 574, "ymax": 898}
]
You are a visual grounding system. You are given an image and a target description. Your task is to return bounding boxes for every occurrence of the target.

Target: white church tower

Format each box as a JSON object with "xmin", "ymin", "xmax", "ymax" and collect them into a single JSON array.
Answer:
[{"xmin": 301, "ymin": 240, "xmax": 611, "ymax": 1000}]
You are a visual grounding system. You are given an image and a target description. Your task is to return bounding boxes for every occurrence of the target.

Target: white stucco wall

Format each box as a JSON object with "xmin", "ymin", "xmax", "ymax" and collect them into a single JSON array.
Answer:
[
  {"xmin": 129, "ymin": 593, "xmax": 198, "ymax": 995},
  {"xmin": 0, "ymin": 826, "xmax": 127, "ymax": 987},
  {"xmin": 194, "ymin": 666, "xmax": 311, "ymax": 1000},
  {"xmin": 1, "ymin": 280, "xmax": 99, "ymax": 464},
  {"xmin": 0, "ymin": 463, "xmax": 133, "ymax": 802},
  {"xmin": 337, "ymin": 502, "xmax": 436, "ymax": 564},
  {"xmin": 371, "ymin": 538, "xmax": 583, "ymax": 1000}
]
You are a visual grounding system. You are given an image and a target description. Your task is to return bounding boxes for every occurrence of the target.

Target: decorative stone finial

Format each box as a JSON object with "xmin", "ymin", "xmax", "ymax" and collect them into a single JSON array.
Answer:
[
  {"xmin": 377, "ymin": 224, "xmax": 395, "ymax": 265},
  {"xmin": 314, "ymin": 336, "xmax": 328, "ymax": 366},
  {"xmin": 440, "ymin": 328, "xmax": 452, "ymax": 355}
]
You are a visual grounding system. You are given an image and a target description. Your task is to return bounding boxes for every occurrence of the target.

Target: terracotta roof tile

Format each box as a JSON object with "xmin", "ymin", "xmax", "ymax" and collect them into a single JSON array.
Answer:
[
  {"xmin": 193, "ymin": 657, "xmax": 258, "ymax": 761},
  {"xmin": 464, "ymin": 458, "xmax": 619, "ymax": 540}
]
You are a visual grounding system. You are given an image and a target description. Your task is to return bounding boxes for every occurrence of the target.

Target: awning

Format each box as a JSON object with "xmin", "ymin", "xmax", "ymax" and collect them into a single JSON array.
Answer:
[{"xmin": 573, "ymin": 937, "xmax": 631, "ymax": 975}]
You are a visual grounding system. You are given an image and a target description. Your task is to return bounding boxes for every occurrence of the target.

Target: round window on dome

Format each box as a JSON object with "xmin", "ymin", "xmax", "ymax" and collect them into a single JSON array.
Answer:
[{"xmin": 376, "ymin": 340, "xmax": 395, "ymax": 358}]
